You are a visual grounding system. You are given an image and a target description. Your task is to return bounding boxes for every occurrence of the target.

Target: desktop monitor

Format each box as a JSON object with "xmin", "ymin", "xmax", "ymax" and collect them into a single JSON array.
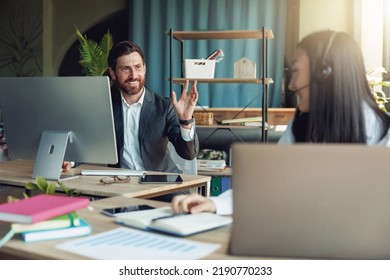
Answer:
[{"xmin": 0, "ymin": 76, "xmax": 118, "ymax": 180}]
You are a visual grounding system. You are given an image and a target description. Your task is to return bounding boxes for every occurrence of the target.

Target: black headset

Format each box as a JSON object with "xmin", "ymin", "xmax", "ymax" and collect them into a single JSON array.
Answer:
[{"xmin": 315, "ymin": 31, "xmax": 337, "ymax": 83}]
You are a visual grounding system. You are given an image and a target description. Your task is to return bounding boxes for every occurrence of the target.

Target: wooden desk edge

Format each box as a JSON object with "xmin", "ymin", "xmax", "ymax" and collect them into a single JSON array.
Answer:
[
  {"xmin": 0, "ymin": 196, "xmax": 264, "ymax": 260},
  {"xmin": 0, "ymin": 160, "xmax": 212, "ymax": 199}
]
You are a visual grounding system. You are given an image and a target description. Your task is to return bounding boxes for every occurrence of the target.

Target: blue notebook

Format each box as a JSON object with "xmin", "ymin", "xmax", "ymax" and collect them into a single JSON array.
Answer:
[{"xmin": 20, "ymin": 218, "xmax": 91, "ymax": 243}]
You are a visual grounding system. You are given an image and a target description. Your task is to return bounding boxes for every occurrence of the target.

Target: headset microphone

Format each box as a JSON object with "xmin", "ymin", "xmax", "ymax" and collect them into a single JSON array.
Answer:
[
  {"xmin": 287, "ymin": 83, "xmax": 310, "ymax": 98},
  {"xmin": 293, "ymin": 83, "xmax": 310, "ymax": 93}
]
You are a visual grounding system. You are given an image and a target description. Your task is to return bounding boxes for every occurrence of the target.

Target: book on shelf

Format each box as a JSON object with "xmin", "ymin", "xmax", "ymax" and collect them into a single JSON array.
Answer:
[
  {"xmin": 116, "ymin": 206, "xmax": 232, "ymax": 237},
  {"xmin": 197, "ymin": 159, "xmax": 226, "ymax": 171},
  {"xmin": 11, "ymin": 212, "xmax": 80, "ymax": 233},
  {"xmin": 20, "ymin": 218, "xmax": 91, "ymax": 243},
  {"xmin": 221, "ymin": 116, "xmax": 262, "ymax": 125},
  {"xmin": 243, "ymin": 122, "xmax": 262, "ymax": 127},
  {"xmin": 0, "ymin": 194, "xmax": 90, "ymax": 224}
]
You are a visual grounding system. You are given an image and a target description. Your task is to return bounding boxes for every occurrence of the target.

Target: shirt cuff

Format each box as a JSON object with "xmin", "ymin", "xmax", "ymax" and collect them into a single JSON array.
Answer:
[
  {"xmin": 180, "ymin": 122, "xmax": 195, "ymax": 141},
  {"xmin": 210, "ymin": 189, "xmax": 233, "ymax": 215}
]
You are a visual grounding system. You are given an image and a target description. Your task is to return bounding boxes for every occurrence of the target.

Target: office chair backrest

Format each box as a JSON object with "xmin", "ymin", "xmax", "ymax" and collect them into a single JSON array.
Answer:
[{"xmin": 167, "ymin": 142, "xmax": 197, "ymax": 175}]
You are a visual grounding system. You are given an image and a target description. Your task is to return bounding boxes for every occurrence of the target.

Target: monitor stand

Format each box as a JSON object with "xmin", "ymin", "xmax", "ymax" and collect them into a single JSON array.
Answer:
[{"xmin": 33, "ymin": 131, "xmax": 76, "ymax": 181}]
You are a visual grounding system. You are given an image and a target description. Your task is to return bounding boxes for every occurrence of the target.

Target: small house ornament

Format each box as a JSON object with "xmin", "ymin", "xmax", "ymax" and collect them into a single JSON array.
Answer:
[{"xmin": 234, "ymin": 57, "xmax": 256, "ymax": 79}]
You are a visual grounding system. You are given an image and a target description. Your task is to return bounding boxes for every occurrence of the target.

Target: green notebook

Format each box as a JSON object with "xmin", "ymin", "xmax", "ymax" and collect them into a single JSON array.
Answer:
[
  {"xmin": 20, "ymin": 218, "xmax": 90, "ymax": 243},
  {"xmin": 11, "ymin": 212, "xmax": 80, "ymax": 233}
]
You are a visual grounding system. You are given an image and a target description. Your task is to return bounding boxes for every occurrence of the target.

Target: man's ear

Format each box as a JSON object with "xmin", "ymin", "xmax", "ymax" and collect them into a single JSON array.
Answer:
[{"xmin": 109, "ymin": 67, "xmax": 116, "ymax": 80}]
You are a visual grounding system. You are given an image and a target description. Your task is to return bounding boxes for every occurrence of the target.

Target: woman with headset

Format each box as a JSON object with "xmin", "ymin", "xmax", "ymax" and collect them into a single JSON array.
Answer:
[
  {"xmin": 172, "ymin": 30, "xmax": 390, "ymax": 215},
  {"xmin": 279, "ymin": 30, "xmax": 390, "ymax": 144}
]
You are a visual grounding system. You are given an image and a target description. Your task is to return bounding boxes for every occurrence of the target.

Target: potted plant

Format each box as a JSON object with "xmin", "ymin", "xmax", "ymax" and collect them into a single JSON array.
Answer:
[
  {"xmin": 7, "ymin": 176, "xmax": 79, "ymax": 202},
  {"xmin": 75, "ymin": 26, "xmax": 113, "ymax": 76},
  {"xmin": 367, "ymin": 67, "xmax": 390, "ymax": 112}
]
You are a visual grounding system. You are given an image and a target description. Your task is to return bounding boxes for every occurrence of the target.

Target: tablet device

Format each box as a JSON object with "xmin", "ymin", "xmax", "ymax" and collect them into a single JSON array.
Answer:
[
  {"xmin": 140, "ymin": 175, "xmax": 183, "ymax": 184},
  {"xmin": 102, "ymin": 205, "xmax": 155, "ymax": 217}
]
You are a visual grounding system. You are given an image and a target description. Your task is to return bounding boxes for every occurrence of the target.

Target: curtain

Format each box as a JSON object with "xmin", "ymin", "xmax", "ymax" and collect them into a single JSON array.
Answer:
[{"xmin": 127, "ymin": 0, "xmax": 286, "ymax": 108}]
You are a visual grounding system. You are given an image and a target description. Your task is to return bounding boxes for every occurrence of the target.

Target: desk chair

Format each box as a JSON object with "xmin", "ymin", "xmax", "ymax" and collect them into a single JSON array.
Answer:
[
  {"xmin": 167, "ymin": 142, "xmax": 199, "ymax": 194},
  {"xmin": 167, "ymin": 142, "xmax": 197, "ymax": 175}
]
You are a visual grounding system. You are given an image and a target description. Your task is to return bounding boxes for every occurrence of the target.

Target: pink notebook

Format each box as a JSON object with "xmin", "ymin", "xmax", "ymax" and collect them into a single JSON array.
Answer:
[{"xmin": 0, "ymin": 194, "xmax": 89, "ymax": 224}]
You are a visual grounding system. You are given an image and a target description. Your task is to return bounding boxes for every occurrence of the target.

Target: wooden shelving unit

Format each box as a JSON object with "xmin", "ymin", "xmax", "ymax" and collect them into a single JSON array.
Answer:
[{"xmin": 168, "ymin": 28, "xmax": 274, "ymax": 142}]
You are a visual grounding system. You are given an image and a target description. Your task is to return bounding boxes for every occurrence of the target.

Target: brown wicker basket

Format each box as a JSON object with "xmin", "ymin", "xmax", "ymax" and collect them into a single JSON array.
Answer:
[{"xmin": 193, "ymin": 112, "xmax": 214, "ymax": 125}]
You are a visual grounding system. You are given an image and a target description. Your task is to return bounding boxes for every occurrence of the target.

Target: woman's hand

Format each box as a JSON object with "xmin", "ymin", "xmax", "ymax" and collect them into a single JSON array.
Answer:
[
  {"xmin": 171, "ymin": 193, "xmax": 216, "ymax": 214},
  {"xmin": 62, "ymin": 161, "xmax": 73, "ymax": 172}
]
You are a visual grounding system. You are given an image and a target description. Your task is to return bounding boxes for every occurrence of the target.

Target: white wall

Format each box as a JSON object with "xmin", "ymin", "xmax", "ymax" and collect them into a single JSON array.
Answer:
[
  {"xmin": 355, "ymin": 0, "xmax": 383, "ymax": 70},
  {"xmin": 299, "ymin": 0, "xmax": 354, "ymax": 39},
  {"xmin": 299, "ymin": 0, "xmax": 384, "ymax": 70}
]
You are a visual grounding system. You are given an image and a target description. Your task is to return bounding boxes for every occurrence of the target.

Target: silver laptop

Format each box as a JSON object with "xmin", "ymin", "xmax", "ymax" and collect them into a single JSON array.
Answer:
[{"xmin": 229, "ymin": 143, "xmax": 390, "ymax": 259}]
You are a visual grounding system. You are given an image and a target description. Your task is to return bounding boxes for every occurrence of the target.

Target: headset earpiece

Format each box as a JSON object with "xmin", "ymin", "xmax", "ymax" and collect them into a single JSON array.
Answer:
[
  {"xmin": 315, "ymin": 32, "xmax": 337, "ymax": 83},
  {"xmin": 315, "ymin": 64, "xmax": 332, "ymax": 82}
]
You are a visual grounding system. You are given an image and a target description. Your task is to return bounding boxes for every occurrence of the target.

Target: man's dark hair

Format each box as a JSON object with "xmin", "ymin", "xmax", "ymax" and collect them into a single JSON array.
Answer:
[{"xmin": 108, "ymin": 41, "xmax": 145, "ymax": 69}]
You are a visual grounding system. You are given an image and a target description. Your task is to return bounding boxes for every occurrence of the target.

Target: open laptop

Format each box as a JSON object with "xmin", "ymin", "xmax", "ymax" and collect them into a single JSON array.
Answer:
[{"xmin": 229, "ymin": 143, "xmax": 390, "ymax": 259}]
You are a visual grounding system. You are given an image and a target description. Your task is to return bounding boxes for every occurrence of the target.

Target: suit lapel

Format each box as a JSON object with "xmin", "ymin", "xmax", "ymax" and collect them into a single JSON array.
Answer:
[
  {"xmin": 111, "ymin": 87, "xmax": 124, "ymax": 146},
  {"xmin": 139, "ymin": 89, "xmax": 153, "ymax": 143}
]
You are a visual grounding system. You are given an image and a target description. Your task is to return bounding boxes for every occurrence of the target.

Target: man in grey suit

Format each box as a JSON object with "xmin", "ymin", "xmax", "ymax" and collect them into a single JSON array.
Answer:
[{"xmin": 107, "ymin": 41, "xmax": 199, "ymax": 201}]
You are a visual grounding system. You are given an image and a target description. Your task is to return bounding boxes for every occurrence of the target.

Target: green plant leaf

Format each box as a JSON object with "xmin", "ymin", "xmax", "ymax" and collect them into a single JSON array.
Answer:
[
  {"xmin": 36, "ymin": 176, "xmax": 48, "ymax": 191},
  {"xmin": 99, "ymin": 31, "xmax": 112, "ymax": 75},
  {"xmin": 24, "ymin": 176, "xmax": 79, "ymax": 197},
  {"xmin": 75, "ymin": 27, "xmax": 112, "ymax": 76},
  {"xmin": 367, "ymin": 68, "xmax": 389, "ymax": 113},
  {"xmin": 378, "ymin": 81, "xmax": 390, "ymax": 87},
  {"xmin": 46, "ymin": 183, "xmax": 56, "ymax": 195},
  {"xmin": 24, "ymin": 182, "xmax": 39, "ymax": 190},
  {"xmin": 65, "ymin": 188, "xmax": 77, "ymax": 197},
  {"xmin": 58, "ymin": 181, "xmax": 75, "ymax": 196},
  {"xmin": 75, "ymin": 26, "xmax": 87, "ymax": 45},
  {"xmin": 57, "ymin": 180, "xmax": 69, "ymax": 192}
]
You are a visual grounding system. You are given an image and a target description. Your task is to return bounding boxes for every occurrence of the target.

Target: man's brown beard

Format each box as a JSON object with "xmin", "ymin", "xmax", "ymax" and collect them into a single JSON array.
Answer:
[{"xmin": 119, "ymin": 78, "xmax": 144, "ymax": 95}]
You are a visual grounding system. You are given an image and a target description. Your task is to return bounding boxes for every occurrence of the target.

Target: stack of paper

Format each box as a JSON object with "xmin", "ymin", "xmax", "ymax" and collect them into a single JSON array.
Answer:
[
  {"xmin": 0, "ymin": 194, "xmax": 91, "ymax": 244},
  {"xmin": 197, "ymin": 159, "xmax": 227, "ymax": 172}
]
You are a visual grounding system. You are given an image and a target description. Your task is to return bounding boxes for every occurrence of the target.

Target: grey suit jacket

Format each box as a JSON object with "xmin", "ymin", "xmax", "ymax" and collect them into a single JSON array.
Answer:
[{"xmin": 111, "ymin": 86, "xmax": 199, "ymax": 172}]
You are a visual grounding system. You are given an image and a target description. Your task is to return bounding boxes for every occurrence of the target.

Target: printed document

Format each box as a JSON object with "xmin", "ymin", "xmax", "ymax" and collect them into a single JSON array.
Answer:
[{"xmin": 56, "ymin": 227, "xmax": 221, "ymax": 260}]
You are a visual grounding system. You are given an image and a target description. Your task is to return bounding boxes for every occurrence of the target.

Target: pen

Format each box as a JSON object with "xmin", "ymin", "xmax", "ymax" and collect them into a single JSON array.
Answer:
[{"xmin": 151, "ymin": 213, "xmax": 190, "ymax": 222}]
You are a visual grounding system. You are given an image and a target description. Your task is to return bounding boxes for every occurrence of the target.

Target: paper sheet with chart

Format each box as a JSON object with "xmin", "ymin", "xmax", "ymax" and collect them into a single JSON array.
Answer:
[{"xmin": 56, "ymin": 227, "xmax": 221, "ymax": 260}]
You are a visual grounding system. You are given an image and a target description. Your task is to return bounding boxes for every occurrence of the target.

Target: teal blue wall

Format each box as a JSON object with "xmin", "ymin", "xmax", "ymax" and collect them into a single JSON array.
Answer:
[{"xmin": 128, "ymin": 0, "xmax": 286, "ymax": 108}]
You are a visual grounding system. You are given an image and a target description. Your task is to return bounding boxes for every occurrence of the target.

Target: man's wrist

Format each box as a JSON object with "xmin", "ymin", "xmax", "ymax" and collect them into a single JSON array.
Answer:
[{"xmin": 179, "ymin": 117, "xmax": 195, "ymax": 125}]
